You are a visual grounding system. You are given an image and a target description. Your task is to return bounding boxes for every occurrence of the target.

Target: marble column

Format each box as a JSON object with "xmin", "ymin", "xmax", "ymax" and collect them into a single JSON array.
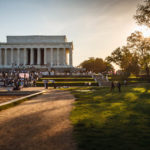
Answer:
[
  {"xmin": 17, "ymin": 48, "xmax": 20, "ymax": 66},
  {"xmin": 4, "ymin": 48, "xmax": 7, "ymax": 66},
  {"xmin": 37, "ymin": 48, "xmax": 41, "ymax": 65},
  {"xmin": 24, "ymin": 48, "xmax": 27, "ymax": 66},
  {"xmin": 0, "ymin": 48, "xmax": 2, "ymax": 66},
  {"xmin": 11, "ymin": 48, "xmax": 13, "ymax": 65},
  {"xmin": 44, "ymin": 48, "xmax": 47, "ymax": 65},
  {"xmin": 57, "ymin": 48, "xmax": 59, "ymax": 66},
  {"xmin": 51, "ymin": 48, "xmax": 53, "ymax": 67},
  {"xmin": 64, "ymin": 48, "xmax": 66, "ymax": 66},
  {"xmin": 30, "ymin": 48, "xmax": 33, "ymax": 65},
  {"xmin": 69, "ymin": 48, "xmax": 72, "ymax": 66}
]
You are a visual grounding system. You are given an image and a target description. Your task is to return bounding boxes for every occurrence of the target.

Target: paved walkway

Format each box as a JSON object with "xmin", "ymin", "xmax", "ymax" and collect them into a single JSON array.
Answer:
[
  {"xmin": 0, "ymin": 90, "xmax": 76, "ymax": 150},
  {"xmin": 21, "ymin": 87, "xmax": 47, "ymax": 91},
  {"xmin": 0, "ymin": 87, "xmax": 46, "ymax": 104},
  {"xmin": 0, "ymin": 87, "xmax": 45, "ymax": 92}
]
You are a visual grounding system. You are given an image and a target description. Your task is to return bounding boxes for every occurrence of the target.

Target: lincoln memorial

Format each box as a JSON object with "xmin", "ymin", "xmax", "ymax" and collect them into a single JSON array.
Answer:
[{"xmin": 0, "ymin": 35, "xmax": 73, "ymax": 70}]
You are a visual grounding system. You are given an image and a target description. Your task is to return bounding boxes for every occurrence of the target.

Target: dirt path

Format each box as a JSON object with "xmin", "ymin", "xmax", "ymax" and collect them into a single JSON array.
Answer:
[{"xmin": 0, "ymin": 90, "xmax": 77, "ymax": 150}]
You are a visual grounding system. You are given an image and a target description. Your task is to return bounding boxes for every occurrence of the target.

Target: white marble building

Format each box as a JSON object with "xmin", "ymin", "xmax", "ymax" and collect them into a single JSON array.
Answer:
[{"xmin": 0, "ymin": 35, "xmax": 73, "ymax": 70}]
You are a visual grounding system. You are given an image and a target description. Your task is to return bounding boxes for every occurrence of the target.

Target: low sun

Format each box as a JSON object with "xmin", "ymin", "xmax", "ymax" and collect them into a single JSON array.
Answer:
[{"xmin": 134, "ymin": 25, "xmax": 150, "ymax": 37}]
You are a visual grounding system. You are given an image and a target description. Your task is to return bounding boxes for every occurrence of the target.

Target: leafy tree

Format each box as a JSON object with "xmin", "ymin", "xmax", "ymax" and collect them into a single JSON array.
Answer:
[
  {"xmin": 106, "ymin": 47, "xmax": 123, "ymax": 67},
  {"xmin": 134, "ymin": 0, "xmax": 150, "ymax": 76},
  {"xmin": 106, "ymin": 46, "xmax": 140, "ymax": 75},
  {"xmin": 104, "ymin": 61, "xmax": 114, "ymax": 73},
  {"xmin": 107, "ymin": 1, "xmax": 150, "ymax": 76},
  {"xmin": 79, "ymin": 57, "xmax": 114, "ymax": 73},
  {"xmin": 127, "ymin": 31, "xmax": 150, "ymax": 76},
  {"xmin": 134, "ymin": 0, "xmax": 150, "ymax": 27}
]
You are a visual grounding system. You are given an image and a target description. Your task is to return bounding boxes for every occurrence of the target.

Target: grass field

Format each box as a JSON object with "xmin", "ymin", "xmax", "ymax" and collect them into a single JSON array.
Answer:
[
  {"xmin": 108, "ymin": 74, "xmax": 150, "ymax": 85},
  {"xmin": 69, "ymin": 84, "xmax": 150, "ymax": 150}
]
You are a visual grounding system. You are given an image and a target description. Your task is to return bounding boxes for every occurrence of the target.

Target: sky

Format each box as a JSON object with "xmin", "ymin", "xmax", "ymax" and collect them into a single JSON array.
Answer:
[{"xmin": 0, "ymin": 0, "xmax": 144, "ymax": 67}]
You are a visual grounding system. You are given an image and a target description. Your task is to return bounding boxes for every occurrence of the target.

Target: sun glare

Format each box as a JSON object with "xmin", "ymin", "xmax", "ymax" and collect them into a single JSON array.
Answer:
[{"xmin": 134, "ymin": 25, "xmax": 150, "ymax": 37}]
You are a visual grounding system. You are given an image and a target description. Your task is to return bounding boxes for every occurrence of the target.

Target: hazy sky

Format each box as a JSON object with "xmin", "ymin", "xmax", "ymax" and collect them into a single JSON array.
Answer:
[{"xmin": 0, "ymin": 0, "xmax": 143, "ymax": 66}]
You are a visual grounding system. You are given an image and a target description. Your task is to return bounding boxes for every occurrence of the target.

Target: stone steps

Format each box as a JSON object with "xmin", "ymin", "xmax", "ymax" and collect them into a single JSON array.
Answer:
[
  {"xmin": 36, "ymin": 75, "xmax": 98, "ymax": 87},
  {"xmin": 93, "ymin": 75, "xmax": 110, "ymax": 87}
]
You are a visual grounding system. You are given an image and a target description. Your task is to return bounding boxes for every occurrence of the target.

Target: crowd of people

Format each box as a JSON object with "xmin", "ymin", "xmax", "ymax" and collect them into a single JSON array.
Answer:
[
  {"xmin": 0, "ymin": 71, "xmax": 40, "ymax": 90},
  {"xmin": 0, "ymin": 69, "xmax": 127, "ymax": 92}
]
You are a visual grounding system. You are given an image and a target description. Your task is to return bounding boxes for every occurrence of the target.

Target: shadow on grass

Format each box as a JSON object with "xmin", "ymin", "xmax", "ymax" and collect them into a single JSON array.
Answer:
[{"xmin": 70, "ymin": 85, "xmax": 150, "ymax": 150}]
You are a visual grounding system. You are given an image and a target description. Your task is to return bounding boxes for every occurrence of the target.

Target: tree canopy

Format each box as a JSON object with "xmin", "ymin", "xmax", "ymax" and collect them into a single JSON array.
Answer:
[
  {"xmin": 79, "ymin": 57, "xmax": 114, "ymax": 73},
  {"xmin": 127, "ymin": 31, "xmax": 150, "ymax": 75},
  {"xmin": 106, "ymin": 30, "xmax": 150, "ymax": 75},
  {"xmin": 80, "ymin": 1, "xmax": 150, "ymax": 76},
  {"xmin": 106, "ymin": 45, "xmax": 140, "ymax": 75},
  {"xmin": 134, "ymin": 0, "xmax": 150, "ymax": 27}
]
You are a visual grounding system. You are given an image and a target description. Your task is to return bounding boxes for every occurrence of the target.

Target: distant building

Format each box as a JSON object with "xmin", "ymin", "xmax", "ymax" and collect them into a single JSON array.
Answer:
[{"xmin": 0, "ymin": 35, "xmax": 73, "ymax": 71}]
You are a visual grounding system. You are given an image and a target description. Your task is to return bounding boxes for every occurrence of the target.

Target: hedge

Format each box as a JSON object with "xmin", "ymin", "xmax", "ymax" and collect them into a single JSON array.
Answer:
[
  {"xmin": 36, "ymin": 82, "xmax": 98, "ymax": 87},
  {"xmin": 37, "ymin": 81, "xmax": 97, "ymax": 84},
  {"xmin": 42, "ymin": 75, "xmax": 92, "ymax": 78},
  {"xmin": 39, "ymin": 78, "xmax": 94, "ymax": 81}
]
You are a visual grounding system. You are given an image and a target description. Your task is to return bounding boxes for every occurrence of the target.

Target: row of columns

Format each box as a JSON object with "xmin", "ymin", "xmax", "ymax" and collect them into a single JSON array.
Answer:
[{"xmin": 0, "ymin": 48, "xmax": 73, "ymax": 67}]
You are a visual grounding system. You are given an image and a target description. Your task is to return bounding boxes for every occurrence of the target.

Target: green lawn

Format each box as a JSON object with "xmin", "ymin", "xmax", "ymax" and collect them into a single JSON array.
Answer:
[{"xmin": 69, "ymin": 84, "xmax": 150, "ymax": 150}]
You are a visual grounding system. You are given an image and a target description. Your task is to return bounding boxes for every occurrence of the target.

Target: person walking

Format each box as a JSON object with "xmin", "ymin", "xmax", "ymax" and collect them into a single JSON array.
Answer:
[
  {"xmin": 124, "ymin": 80, "xmax": 127, "ymax": 86},
  {"xmin": 43, "ymin": 80, "xmax": 47, "ymax": 89},
  {"xmin": 117, "ymin": 82, "xmax": 121, "ymax": 92},
  {"xmin": 111, "ymin": 81, "xmax": 115, "ymax": 92},
  {"xmin": 33, "ymin": 79, "xmax": 36, "ymax": 87},
  {"xmin": 52, "ymin": 80, "xmax": 56, "ymax": 89},
  {"xmin": 46, "ymin": 80, "xmax": 48, "ymax": 89}
]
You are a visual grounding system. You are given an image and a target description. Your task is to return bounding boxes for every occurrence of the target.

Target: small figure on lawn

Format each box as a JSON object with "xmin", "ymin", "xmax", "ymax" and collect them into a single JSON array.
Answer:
[
  {"xmin": 111, "ymin": 81, "xmax": 115, "ymax": 92},
  {"xmin": 124, "ymin": 80, "xmax": 127, "ymax": 86},
  {"xmin": 117, "ymin": 81, "xmax": 121, "ymax": 92}
]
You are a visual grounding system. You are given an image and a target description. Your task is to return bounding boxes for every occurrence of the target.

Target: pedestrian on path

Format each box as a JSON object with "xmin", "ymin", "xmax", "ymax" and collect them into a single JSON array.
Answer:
[
  {"xmin": 46, "ymin": 80, "xmax": 48, "ymax": 89},
  {"xmin": 43, "ymin": 80, "xmax": 48, "ymax": 89},
  {"xmin": 52, "ymin": 80, "xmax": 56, "ymax": 89},
  {"xmin": 124, "ymin": 80, "xmax": 127, "ymax": 86}
]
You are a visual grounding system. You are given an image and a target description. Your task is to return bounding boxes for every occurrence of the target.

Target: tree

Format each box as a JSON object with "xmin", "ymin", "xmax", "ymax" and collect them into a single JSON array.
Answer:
[
  {"xmin": 134, "ymin": 0, "xmax": 150, "ymax": 76},
  {"xmin": 106, "ymin": 46, "xmax": 140, "ymax": 75},
  {"xmin": 107, "ymin": 1, "xmax": 150, "ymax": 75},
  {"xmin": 127, "ymin": 31, "xmax": 150, "ymax": 76},
  {"xmin": 79, "ymin": 57, "xmax": 114, "ymax": 73},
  {"xmin": 106, "ymin": 47, "xmax": 123, "ymax": 67},
  {"xmin": 134, "ymin": 0, "xmax": 150, "ymax": 27}
]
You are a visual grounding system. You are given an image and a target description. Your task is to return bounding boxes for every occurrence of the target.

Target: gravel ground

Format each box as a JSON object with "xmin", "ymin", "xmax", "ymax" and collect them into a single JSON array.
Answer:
[{"xmin": 0, "ymin": 90, "xmax": 76, "ymax": 150}]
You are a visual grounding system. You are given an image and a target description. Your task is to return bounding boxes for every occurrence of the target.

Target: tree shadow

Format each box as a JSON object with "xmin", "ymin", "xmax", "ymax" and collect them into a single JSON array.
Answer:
[
  {"xmin": 21, "ymin": 90, "xmax": 75, "ymax": 106},
  {"xmin": 0, "ymin": 107, "xmax": 76, "ymax": 150},
  {"xmin": 72, "ymin": 86, "xmax": 150, "ymax": 150}
]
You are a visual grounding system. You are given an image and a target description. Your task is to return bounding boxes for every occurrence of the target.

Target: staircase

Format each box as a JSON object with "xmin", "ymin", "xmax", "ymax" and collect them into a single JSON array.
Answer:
[{"xmin": 93, "ymin": 74, "xmax": 110, "ymax": 87}]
